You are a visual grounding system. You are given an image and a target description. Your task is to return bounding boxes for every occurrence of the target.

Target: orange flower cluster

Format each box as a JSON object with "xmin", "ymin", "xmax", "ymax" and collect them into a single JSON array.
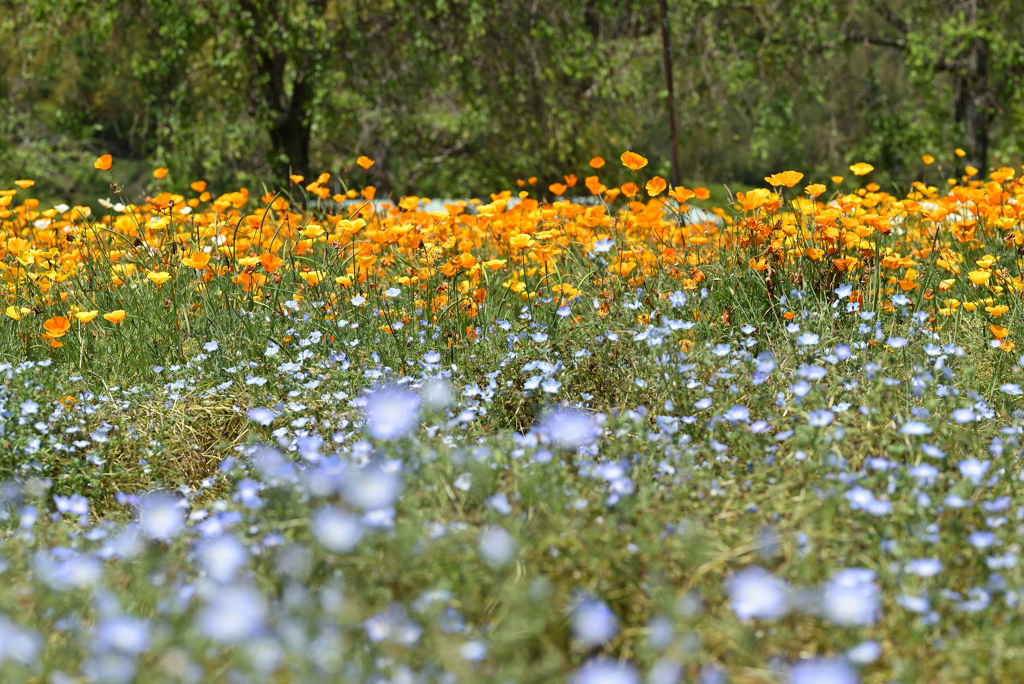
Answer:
[{"xmin": 2, "ymin": 151, "xmax": 1022, "ymax": 351}]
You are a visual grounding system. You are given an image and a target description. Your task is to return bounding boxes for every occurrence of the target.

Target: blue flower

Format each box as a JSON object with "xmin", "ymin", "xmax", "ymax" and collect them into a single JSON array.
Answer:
[{"xmin": 900, "ymin": 421, "xmax": 932, "ymax": 436}]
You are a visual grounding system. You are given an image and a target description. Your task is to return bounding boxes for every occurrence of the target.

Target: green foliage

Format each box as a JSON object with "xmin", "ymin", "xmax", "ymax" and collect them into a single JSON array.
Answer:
[{"xmin": 3, "ymin": 0, "xmax": 1024, "ymax": 203}]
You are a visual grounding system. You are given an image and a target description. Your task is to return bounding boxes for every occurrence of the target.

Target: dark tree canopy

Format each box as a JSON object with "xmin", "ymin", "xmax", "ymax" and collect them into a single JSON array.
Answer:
[{"xmin": 2, "ymin": 0, "xmax": 1023, "ymax": 202}]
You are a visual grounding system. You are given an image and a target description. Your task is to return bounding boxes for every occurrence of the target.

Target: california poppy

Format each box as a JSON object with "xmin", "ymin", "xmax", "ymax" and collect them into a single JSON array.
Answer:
[
  {"xmin": 645, "ymin": 177, "xmax": 667, "ymax": 197},
  {"xmin": 764, "ymin": 171, "xmax": 804, "ymax": 188},
  {"xmin": 620, "ymin": 151, "xmax": 648, "ymax": 171},
  {"xmin": 43, "ymin": 316, "xmax": 71, "ymax": 338}
]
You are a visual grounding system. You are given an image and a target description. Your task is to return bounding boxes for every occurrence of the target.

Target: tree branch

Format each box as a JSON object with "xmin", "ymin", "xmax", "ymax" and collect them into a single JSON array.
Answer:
[
  {"xmin": 867, "ymin": 0, "xmax": 909, "ymax": 35},
  {"xmin": 844, "ymin": 31, "xmax": 906, "ymax": 50}
]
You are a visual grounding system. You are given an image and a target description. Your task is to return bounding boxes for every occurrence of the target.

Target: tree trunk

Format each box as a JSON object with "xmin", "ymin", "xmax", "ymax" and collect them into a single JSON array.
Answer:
[
  {"xmin": 955, "ymin": 4, "xmax": 990, "ymax": 177},
  {"xmin": 239, "ymin": 0, "xmax": 314, "ymax": 181},
  {"xmin": 266, "ymin": 74, "xmax": 312, "ymax": 181}
]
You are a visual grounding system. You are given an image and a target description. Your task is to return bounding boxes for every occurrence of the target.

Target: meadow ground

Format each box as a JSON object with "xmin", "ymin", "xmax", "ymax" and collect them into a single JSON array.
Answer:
[{"xmin": 0, "ymin": 154, "xmax": 1022, "ymax": 683}]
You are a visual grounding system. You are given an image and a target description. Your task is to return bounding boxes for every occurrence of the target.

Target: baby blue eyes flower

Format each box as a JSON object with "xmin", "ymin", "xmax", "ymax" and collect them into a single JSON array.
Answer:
[
  {"xmin": 384, "ymin": 287, "xmax": 401, "ymax": 298},
  {"xmin": 694, "ymin": 397, "xmax": 713, "ymax": 410},
  {"xmin": 969, "ymin": 531, "xmax": 996, "ymax": 549},
  {"xmin": 542, "ymin": 409, "xmax": 599, "ymax": 448},
  {"xmin": 364, "ymin": 388, "xmax": 421, "ymax": 440},
  {"xmin": 485, "ymin": 493, "xmax": 512, "ymax": 515},
  {"xmin": 822, "ymin": 568, "xmax": 878, "ymax": 626},
  {"xmin": 958, "ymin": 458, "xmax": 990, "ymax": 485},
  {"xmin": 1000, "ymin": 383, "xmax": 1022, "ymax": 395},
  {"xmin": 138, "ymin": 493, "xmax": 185, "ymax": 542},
  {"xmin": 724, "ymin": 405, "xmax": 750, "ymax": 422},
  {"xmin": 351, "ymin": 295, "xmax": 366, "ymax": 306},
  {"xmin": 459, "ymin": 640, "xmax": 488, "ymax": 662},
  {"xmin": 571, "ymin": 598, "xmax": 619, "ymax": 646},
  {"xmin": 900, "ymin": 421, "xmax": 932, "ymax": 436},
  {"xmin": 727, "ymin": 566, "xmax": 789, "ymax": 620},
  {"xmin": 196, "ymin": 533, "xmax": 249, "ymax": 583},
  {"xmin": 797, "ymin": 333, "xmax": 819, "ymax": 346},
  {"xmin": 573, "ymin": 660, "xmax": 640, "ymax": 684},
  {"xmin": 952, "ymin": 408, "xmax": 976, "ymax": 423},
  {"xmin": 896, "ymin": 594, "xmax": 930, "ymax": 613},
  {"xmin": 247, "ymin": 407, "xmax": 276, "ymax": 426},
  {"xmin": 312, "ymin": 507, "xmax": 364, "ymax": 553},
  {"xmin": 905, "ymin": 558, "xmax": 943, "ymax": 577},
  {"xmin": 807, "ymin": 409, "xmax": 834, "ymax": 427},
  {"xmin": 195, "ymin": 585, "xmax": 267, "ymax": 644},
  {"xmin": 846, "ymin": 640, "xmax": 882, "ymax": 664},
  {"xmin": 834, "ymin": 284, "xmax": 852, "ymax": 299},
  {"xmin": 478, "ymin": 526, "xmax": 517, "ymax": 567},
  {"xmin": 54, "ymin": 494, "xmax": 89, "ymax": 522},
  {"xmin": 790, "ymin": 658, "xmax": 858, "ymax": 684},
  {"xmin": 592, "ymin": 237, "xmax": 615, "ymax": 253}
]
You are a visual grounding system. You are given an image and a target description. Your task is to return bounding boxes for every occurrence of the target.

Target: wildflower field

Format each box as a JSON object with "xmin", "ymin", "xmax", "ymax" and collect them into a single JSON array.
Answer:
[{"xmin": 1, "ymin": 149, "xmax": 1024, "ymax": 684}]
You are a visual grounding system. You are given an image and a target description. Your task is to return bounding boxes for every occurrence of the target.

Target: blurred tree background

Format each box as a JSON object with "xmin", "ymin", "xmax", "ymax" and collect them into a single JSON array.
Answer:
[{"xmin": 1, "ymin": 0, "xmax": 1023, "ymax": 204}]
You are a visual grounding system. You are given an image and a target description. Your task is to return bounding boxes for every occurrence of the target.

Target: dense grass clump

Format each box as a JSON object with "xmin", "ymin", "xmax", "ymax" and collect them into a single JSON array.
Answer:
[{"xmin": 0, "ymin": 154, "xmax": 1022, "ymax": 682}]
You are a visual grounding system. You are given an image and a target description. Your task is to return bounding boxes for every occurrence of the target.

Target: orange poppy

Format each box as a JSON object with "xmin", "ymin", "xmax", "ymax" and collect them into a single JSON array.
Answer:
[
  {"xmin": 645, "ymin": 176, "xmax": 667, "ymax": 197},
  {"xmin": 181, "ymin": 250, "xmax": 211, "ymax": 270},
  {"xmin": 43, "ymin": 316, "xmax": 71, "ymax": 338},
  {"xmin": 764, "ymin": 171, "xmax": 804, "ymax": 188},
  {"xmin": 94, "ymin": 155, "xmax": 113, "ymax": 171},
  {"xmin": 259, "ymin": 254, "xmax": 284, "ymax": 272},
  {"xmin": 620, "ymin": 151, "xmax": 648, "ymax": 171}
]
